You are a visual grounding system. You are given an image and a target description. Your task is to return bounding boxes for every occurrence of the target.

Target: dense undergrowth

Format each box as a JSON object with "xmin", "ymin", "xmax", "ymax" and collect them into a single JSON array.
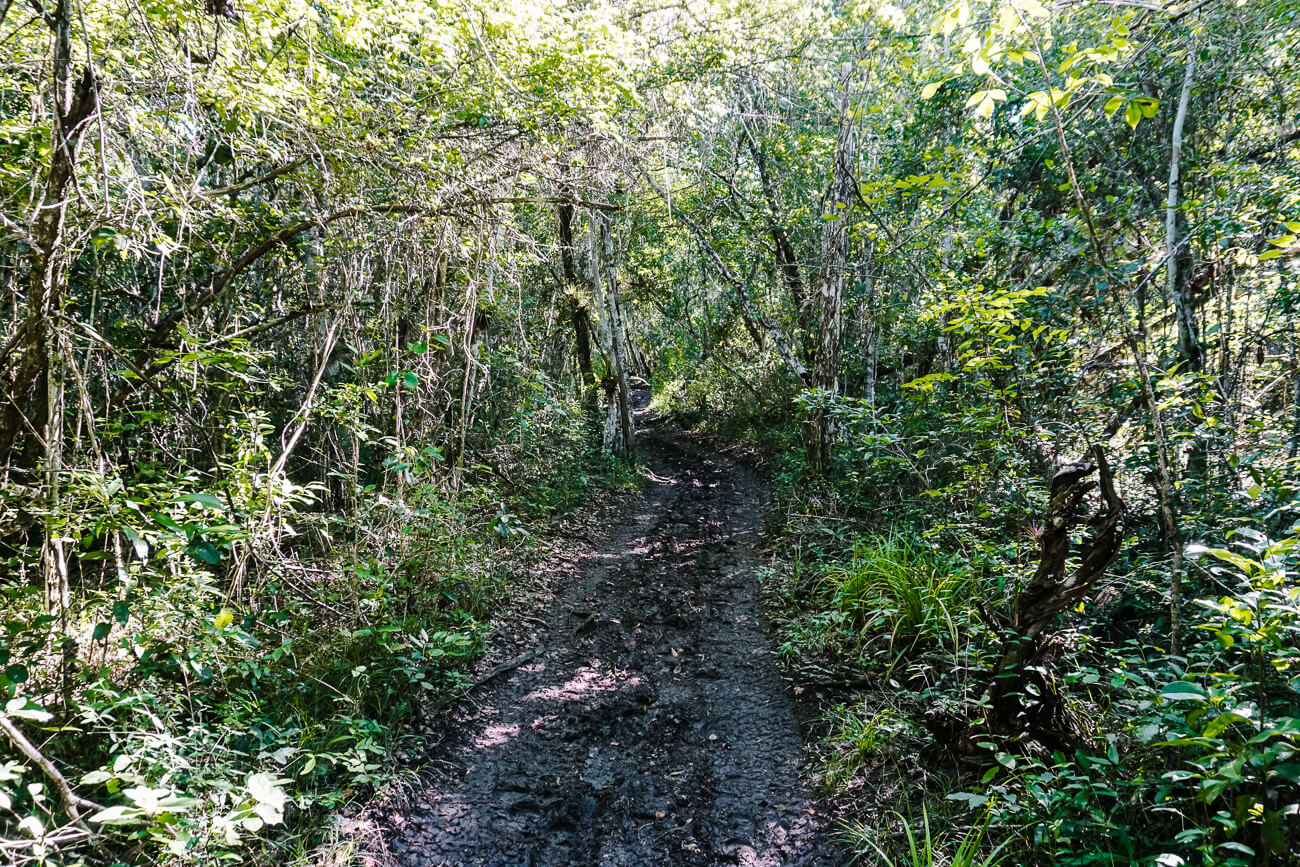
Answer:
[
  {"xmin": 1, "ymin": 375, "xmax": 634, "ymax": 865},
  {"xmin": 653, "ymin": 370, "xmax": 1300, "ymax": 866}
]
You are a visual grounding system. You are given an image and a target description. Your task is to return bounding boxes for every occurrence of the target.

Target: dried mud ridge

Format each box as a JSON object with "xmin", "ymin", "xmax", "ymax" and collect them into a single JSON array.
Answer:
[{"xmin": 384, "ymin": 413, "xmax": 842, "ymax": 866}]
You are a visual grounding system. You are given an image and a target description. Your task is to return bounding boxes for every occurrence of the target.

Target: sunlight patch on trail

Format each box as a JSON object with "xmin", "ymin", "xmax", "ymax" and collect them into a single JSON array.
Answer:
[{"xmin": 523, "ymin": 662, "xmax": 643, "ymax": 702}]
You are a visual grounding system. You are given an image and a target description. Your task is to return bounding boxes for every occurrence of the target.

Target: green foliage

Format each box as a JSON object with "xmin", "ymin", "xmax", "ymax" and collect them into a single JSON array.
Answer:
[
  {"xmin": 0, "ymin": 404, "xmax": 616, "ymax": 863},
  {"xmin": 846, "ymin": 807, "xmax": 1010, "ymax": 867},
  {"xmin": 1148, "ymin": 535, "xmax": 1300, "ymax": 863},
  {"xmin": 819, "ymin": 535, "xmax": 975, "ymax": 664},
  {"xmin": 2, "ymin": 0, "xmax": 1299, "ymax": 861}
]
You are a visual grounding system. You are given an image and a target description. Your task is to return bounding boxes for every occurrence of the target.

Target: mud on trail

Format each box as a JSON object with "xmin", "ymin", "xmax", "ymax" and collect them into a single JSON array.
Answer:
[{"xmin": 382, "ymin": 414, "xmax": 842, "ymax": 866}]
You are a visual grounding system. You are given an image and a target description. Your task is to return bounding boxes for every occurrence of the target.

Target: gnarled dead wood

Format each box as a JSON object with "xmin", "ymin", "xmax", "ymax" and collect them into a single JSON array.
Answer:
[{"xmin": 990, "ymin": 445, "xmax": 1125, "ymax": 742}]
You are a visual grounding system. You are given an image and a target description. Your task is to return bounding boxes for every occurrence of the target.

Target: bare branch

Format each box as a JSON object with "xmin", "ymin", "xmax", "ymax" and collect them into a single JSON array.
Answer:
[
  {"xmin": 0, "ymin": 711, "xmax": 103, "ymax": 826},
  {"xmin": 197, "ymin": 157, "xmax": 308, "ymax": 199}
]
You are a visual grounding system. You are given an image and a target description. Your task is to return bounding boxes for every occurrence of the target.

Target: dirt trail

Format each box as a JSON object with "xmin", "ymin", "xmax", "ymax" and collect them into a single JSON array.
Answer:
[{"xmin": 384, "ymin": 411, "xmax": 841, "ymax": 866}]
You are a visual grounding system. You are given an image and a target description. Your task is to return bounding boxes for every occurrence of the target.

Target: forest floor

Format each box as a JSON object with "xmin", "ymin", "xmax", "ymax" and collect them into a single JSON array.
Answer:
[{"xmin": 370, "ymin": 401, "xmax": 843, "ymax": 866}]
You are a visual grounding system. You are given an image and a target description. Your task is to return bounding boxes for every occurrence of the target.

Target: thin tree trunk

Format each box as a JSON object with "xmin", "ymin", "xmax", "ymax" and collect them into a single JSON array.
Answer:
[
  {"xmin": 1166, "ymin": 42, "xmax": 1200, "ymax": 372},
  {"xmin": 558, "ymin": 199, "xmax": 596, "ymax": 406},
  {"xmin": 1286, "ymin": 274, "xmax": 1300, "ymax": 460},
  {"xmin": 597, "ymin": 211, "xmax": 635, "ymax": 458},
  {"xmin": 1152, "ymin": 43, "xmax": 1198, "ymax": 651},
  {"xmin": 1134, "ymin": 308, "xmax": 1187, "ymax": 655},
  {"xmin": 804, "ymin": 67, "xmax": 855, "ymax": 475},
  {"xmin": 0, "ymin": 3, "xmax": 97, "ymax": 472},
  {"xmin": 741, "ymin": 119, "xmax": 812, "ymax": 358},
  {"xmin": 861, "ymin": 319, "xmax": 877, "ymax": 406}
]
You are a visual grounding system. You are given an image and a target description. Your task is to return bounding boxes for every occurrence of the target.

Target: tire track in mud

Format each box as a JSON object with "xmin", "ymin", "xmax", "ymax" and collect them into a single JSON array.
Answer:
[{"xmin": 385, "ymin": 415, "xmax": 841, "ymax": 866}]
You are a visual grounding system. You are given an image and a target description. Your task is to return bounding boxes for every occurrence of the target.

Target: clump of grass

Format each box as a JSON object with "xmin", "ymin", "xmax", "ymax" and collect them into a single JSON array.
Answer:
[
  {"xmin": 845, "ymin": 807, "xmax": 1011, "ymax": 867},
  {"xmin": 819, "ymin": 534, "xmax": 972, "ymax": 663},
  {"xmin": 821, "ymin": 701, "xmax": 918, "ymax": 791}
]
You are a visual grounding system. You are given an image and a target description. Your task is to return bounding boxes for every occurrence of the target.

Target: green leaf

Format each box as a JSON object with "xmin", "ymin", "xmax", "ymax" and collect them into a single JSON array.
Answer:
[
  {"xmin": 1160, "ymin": 681, "xmax": 1209, "ymax": 703},
  {"xmin": 1125, "ymin": 101, "xmax": 1142, "ymax": 128},
  {"xmin": 1202, "ymin": 710, "xmax": 1250, "ymax": 738},
  {"xmin": 192, "ymin": 541, "xmax": 222, "ymax": 564},
  {"xmin": 156, "ymin": 795, "xmax": 199, "ymax": 812},
  {"xmin": 88, "ymin": 805, "xmax": 146, "ymax": 825},
  {"xmin": 92, "ymin": 622, "xmax": 111, "ymax": 641},
  {"xmin": 181, "ymin": 492, "xmax": 224, "ymax": 510},
  {"xmin": 213, "ymin": 609, "xmax": 234, "ymax": 631},
  {"xmin": 946, "ymin": 792, "xmax": 988, "ymax": 810},
  {"xmin": 1103, "ymin": 95, "xmax": 1124, "ymax": 117},
  {"xmin": 122, "ymin": 527, "xmax": 149, "ymax": 560},
  {"xmin": 1196, "ymin": 546, "xmax": 1259, "ymax": 575},
  {"xmin": 246, "ymin": 772, "xmax": 284, "ymax": 806},
  {"xmin": 921, "ymin": 80, "xmax": 944, "ymax": 100},
  {"xmin": 113, "ymin": 600, "xmax": 130, "ymax": 624},
  {"xmin": 1219, "ymin": 842, "xmax": 1256, "ymax": 857},
  {"xmin": 5, "ymin": 698, "xmax": 51, "ymax": 722},
  {"xmin": 245, "ymin": 773, "xmax": 287, "ymax": 825}
]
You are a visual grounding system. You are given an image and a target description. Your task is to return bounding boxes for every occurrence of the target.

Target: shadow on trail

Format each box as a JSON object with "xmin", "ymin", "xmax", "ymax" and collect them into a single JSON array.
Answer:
[{"xmin": 383, "ymin": 408, "xmax": 842, "ymax": 866}]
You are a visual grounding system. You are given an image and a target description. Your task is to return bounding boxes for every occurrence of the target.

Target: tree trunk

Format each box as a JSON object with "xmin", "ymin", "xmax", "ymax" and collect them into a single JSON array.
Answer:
[
  {"xmin": 1132, "ymin": 308, "xmax": 1187, "ymax": 656},
  {"xmin": 558, "ymin": 199, "xmax": 596, "ymax": 407},
  {"xmin": 858, "ymin": 271, "xmax": 878, "ymax": 405},
  {"xmin": 804, "ymin": 68, "xmax": 855, "ymax": 476},
  {"xmin": 589, "ymin": 211, "xmax": 635, "ymax": 458},
  {"xmin": 1166, "ymin": 43, "xmax": 1200, "ymax": 373},
  {"xmin": 741, "ymin": 119, "xmax": 813, "ymax": 361},
  {"xmin": 1165, "ymin": 41, "xmax": 1210, "ymax": 489},
  {"xmin": 0, "ymin": 3, "xmax": 98, "ymax": 473},
  {"xmin": 861, "ymin": 317, "xmax": 877, "ymax": 407},
  {"xmin": 1287, "ymin": 276, "xmax": 1300, "ymax": 461}
]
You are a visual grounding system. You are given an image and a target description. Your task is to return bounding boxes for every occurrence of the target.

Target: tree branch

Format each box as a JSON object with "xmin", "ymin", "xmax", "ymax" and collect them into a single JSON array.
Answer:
[
  {"xmin": 197, "ymin": 157, "xmax": 308, "ymax": 198},
  {"xmin": 144, "ymin": 196, "xmax": 610, "ymax": 356},
  {"xmin": 1237, "ymin": 128, "xmax": 1300, "ymax": 163},
  {"xmin": 0, "ymin": 710, "xmax": 103, "ymax": 825},
  {"xmin": 632, "ymin": 160, "xmax": 809, "ymax": 381}
]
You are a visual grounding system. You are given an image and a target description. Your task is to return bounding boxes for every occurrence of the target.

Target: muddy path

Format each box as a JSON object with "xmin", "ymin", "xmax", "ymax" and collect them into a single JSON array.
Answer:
[{"xmin": 383, "ymin": 413, "xmax": 842, "ymax": 866}]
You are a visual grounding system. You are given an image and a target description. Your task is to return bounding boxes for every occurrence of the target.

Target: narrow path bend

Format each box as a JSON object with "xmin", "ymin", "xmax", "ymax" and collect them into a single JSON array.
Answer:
[{"xmin": 386, "ymin": 414, "xmax": 839, "ymax": 866}]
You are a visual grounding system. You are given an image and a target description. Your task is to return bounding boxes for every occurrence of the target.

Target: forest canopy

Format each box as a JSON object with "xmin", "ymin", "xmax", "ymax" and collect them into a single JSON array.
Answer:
[{"xmin": 1, "ymin": 0, "xmax": 1299, "ymax": 863}]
